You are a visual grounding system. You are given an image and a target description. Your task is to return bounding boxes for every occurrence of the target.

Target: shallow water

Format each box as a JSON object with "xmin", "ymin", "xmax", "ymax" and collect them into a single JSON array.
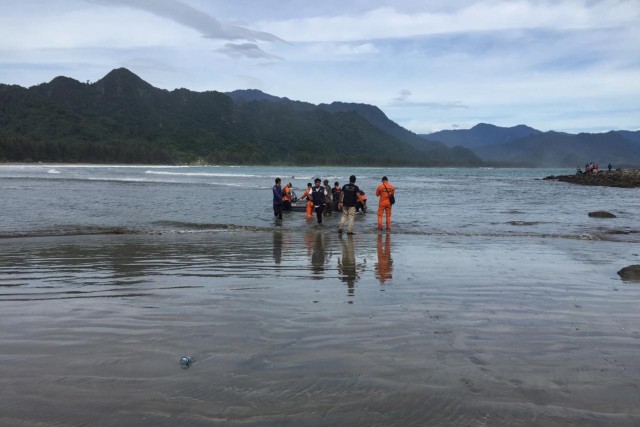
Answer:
[
  {"xmin": 1, "ymin": 230, "xmax": 640, "ymax": 426},
  {"xmin": 2, "ymin": 164, "xmax": 640, "ymax": 241},
  {"xmin": 1, "ymin": 165, "xmax": 640, "ymax": 426}
]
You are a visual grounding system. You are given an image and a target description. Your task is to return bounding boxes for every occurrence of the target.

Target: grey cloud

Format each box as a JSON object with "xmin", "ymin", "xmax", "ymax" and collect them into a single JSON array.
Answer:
[
  {"xmin": 215, "ymin": 43, "xmax": 283, "ymax": 60},
  {"xmin": 86, "ymin": 0, "xmax": 282, "ymax": 58},
  {"xmin": 393, "ymin": 89, "xmax": 412, "ymax": 102}
]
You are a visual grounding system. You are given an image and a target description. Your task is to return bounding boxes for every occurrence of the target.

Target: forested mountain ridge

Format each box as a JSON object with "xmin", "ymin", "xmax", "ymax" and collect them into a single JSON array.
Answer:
[
  {"xmin": 0, "ymin": 68, "xmax": 482, "ymax": 166},
  {"xmin": 422, "ymin": 123, "xmax": 640, "ymax": 167}
]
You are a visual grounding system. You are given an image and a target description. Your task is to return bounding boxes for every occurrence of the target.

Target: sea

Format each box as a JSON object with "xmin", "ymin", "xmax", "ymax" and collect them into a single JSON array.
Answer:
[
  {"xmin": 2, "ymin": 164, "xmax": 639, "ymax": 240},
  {"xmin": 2, "ymin": 164, "xmax": 640, "ymax": 426}
]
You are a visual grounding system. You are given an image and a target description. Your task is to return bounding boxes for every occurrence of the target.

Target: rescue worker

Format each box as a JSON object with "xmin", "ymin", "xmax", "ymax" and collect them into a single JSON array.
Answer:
[
  {"xmin": 310, "ymin": 178, "xmax": 327, "ymax": 224},
  {"xmin": 338, "ymin": 175, "xmax": 362, "ymax": 235},
  {"xmin": 272, "ymin": 177, "xmax": 284, "ymax": 221},
  {"xmin": 299, "ymin": 183, "xmax": 314, "ymax": 219},
  {"xmin": 282, "ymin": 182, "xmax": 293, "ymax": 211},
  {"xmin": 355, "ymin": 190, "xmax": 367, "ymax": 213},
  {"xmin": 375, "ymin": 176, "xmax": 395, "ymax": 231}
]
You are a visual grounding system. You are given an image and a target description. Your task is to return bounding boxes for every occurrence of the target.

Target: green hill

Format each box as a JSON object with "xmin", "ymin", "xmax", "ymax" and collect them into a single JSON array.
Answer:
[{"xmin": 0, "ymin": 68, "xmax": 482, "ymax": 166}]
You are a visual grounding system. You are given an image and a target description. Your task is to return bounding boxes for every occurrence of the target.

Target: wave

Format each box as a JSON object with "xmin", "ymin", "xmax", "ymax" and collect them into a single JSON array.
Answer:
[
  {"xmin": 0, "ymin": 227, "xmax": 145, "ymax": 239},
  {"xmin": 2, "ymin": 220, "xmax": 637, "ymax": 242},
  {"xmin": 145, "ymin": 170, "xmax": 263, "ymax": 178}
]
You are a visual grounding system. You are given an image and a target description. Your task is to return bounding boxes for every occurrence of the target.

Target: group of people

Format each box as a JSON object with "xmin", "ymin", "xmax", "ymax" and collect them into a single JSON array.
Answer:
[
  {"xmin": 576, "ymin": 162, "xmax": 614, "ymax": 175},
  {"xmin": 272, "ymin": 175, "xmax": 396, "ymax": 233}
]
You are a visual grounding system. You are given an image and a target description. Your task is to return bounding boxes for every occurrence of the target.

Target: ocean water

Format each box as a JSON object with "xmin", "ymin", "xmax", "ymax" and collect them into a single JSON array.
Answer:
[
  {"xmin": 2, "ymin": 164, "xmax": 640, "ymax": 426},
  {"xmin": 2, "ymin": 164, "xmax": 639, "ymax": 241}
]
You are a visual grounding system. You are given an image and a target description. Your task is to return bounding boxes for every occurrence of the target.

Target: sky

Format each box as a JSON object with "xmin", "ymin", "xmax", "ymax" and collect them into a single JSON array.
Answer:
[{"xmin": 1, "ymin": 0, "xmax": 639, "ymax": 134}]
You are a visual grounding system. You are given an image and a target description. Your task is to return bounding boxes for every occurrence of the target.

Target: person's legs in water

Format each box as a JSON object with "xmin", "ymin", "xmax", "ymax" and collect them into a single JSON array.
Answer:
[
  {"xmin": 347, "ymin": 206, "xmax": 356, "ymax": 233},
  {"xmin": 315, "ymin": 205, "xmax": 324, "ymax": 224},
  {"xmin": 338, "ymin": 207, "xmax": 348, "ymax": 233}
]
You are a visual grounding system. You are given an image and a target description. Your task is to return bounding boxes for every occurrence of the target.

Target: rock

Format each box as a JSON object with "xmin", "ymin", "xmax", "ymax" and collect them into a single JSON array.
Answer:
[
  {"xmin": 617, "ymin": 265, "xmax": 640, "ymax": 281},
  {"xmin": 588, "ymin": 211, "xmax": 617, "ymax": 218},
  {"xmin": 544, "ymin": 169, "xmax": 640, "ymax": 188}
]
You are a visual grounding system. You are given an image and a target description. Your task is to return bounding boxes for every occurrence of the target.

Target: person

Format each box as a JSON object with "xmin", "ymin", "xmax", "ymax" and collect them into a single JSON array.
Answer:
[
  {"xmin": 299, "ymin": 183, "xmax": 314, "ymax": 219},
  {"xmin": 608, "ymin": 163, "xmax": 613, "ymax": 172},
  {"xmin": 375, "ymin": 176, "xmax": 395, "ymax": 231},
  {"xmin": 332, "ymin": 182, "xmax": 342, "ymax": 212},
  {"xmin": 355, "ymin": 190, "xmax": 367, "ymax": 213},
  {"xmin": 323, "ymin": 179, "xmax": 333, "ymax": 216},
  {"xmin": 310, "ymin": 178, "xmax": 327, "ymax": 224},
  {"xmin": 282, "ymin": 182, "xmax": 293, "ymax": 211},
  {"xmin": 272, "ymin": 178, "xmax": 283, "ymax": 221},
  {"xmin": 338, "ymin": 175, "xmax": 361, "ymax": 235}
]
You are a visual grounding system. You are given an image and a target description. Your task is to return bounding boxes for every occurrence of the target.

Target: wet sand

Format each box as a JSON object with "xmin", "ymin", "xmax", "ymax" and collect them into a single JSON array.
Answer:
[{"xmin": 1, "ymin": 231, "xmax": 639, "ymax": 426}]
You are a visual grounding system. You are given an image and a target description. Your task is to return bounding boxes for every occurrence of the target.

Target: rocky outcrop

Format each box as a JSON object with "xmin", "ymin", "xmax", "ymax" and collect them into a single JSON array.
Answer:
[
  {"xmin": 617, "ymin": 265, "xmax": 640, "ymax": 281},
  {"xmin": 543, "ymin": 169, "xmax": 640, "ymax": 188},
  {"xmin": 588, "ymin": 211, "xmax": 617, "ymax": 218}
]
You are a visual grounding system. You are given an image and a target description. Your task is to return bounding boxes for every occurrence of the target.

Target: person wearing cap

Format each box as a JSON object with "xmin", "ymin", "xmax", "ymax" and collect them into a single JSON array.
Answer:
[
  {"xmin": 375, "ymin": 176, "xmax": 395, "ymax": 231},
  {"xmin": 310, "ymin": 178, "xmax": 327, "ymax": 224},
  {"xmin": 338, "ymin": 175, "xmax": 362, "ymax": 235}
]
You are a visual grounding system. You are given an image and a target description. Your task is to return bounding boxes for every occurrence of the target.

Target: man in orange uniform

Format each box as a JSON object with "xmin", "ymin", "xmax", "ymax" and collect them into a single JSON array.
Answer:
[
  {"xmin": 375, "ymin": 176, "xmax": 395, "ymax": 231},
  {"xmin": 299, "ymin": 183, "xmax": 314, "ymax": 218}
]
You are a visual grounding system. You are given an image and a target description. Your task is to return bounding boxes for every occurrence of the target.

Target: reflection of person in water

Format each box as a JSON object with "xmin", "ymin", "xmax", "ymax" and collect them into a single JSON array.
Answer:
[
  {"xmin": 273, "ymin": 230, "xmax": 283, "ymax": 265},
  {"xmin": 338, "ymin": 234, "xmax": 359, "ymax": 295},
  {"xmin": 375, "ymin": 234, "xmax": 393, "ymax": 283},
  {"xmin": 310, "ymin": 232, "xmax": 327, "ymax": 277}
]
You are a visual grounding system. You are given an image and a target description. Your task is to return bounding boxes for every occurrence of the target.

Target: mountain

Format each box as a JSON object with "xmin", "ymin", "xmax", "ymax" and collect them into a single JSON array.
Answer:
[
  {"xmin": 617, "ymin": 130, "xmax": 640, "ymax": 144},
  {"xmin": 0, "ymin": 69, "xmax": 481, "ymax": 166},
  {"xmin": 475, "ymin": 131, "xmax": 640, "ymax": 167},
  {"xmin": 422, "ymin": 123, "xmax": 542, "ymax": 150},
  {"xmin": 422, "ymin": 123, "xmax": 640, "ymax": 167},
  {"xmin": 226, "ymin": 91, "xmax": 481, "ymax": 165}
]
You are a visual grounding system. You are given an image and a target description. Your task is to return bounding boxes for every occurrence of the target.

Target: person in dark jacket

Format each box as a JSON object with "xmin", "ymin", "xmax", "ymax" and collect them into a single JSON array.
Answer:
[
  {"xmin": 272, "ymin": 177, "xmax": 284, "ymax": 221},
  {"xmin": 338, "ymin": 175, "xmax": 361, "ymax": 234},
  {"xmin": 310, "ymin": 178, "xmax": 327, "ymax": 224}
]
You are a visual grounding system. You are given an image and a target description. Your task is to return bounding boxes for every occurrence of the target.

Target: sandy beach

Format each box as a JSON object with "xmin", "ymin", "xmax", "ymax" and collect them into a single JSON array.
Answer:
[{"xmin": 1, "ymin": 230, "xmax": 639, "ymax": 426}]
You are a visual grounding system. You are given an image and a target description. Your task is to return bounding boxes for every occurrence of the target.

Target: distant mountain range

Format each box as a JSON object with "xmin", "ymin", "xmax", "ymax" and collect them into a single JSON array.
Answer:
[
  {"xmin": 0, "ymin": 68, "xmax": 481, "ymax": 166},
  {"xmin": 421, "ymin": 123, "xmax": 640, "ymax": 167},
  {"xmin": 1, "ymin": 68, "xmax": 637, "ymax": 167}
]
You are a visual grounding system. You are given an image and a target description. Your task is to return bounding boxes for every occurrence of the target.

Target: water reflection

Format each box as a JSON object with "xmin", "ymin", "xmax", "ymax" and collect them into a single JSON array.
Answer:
[
  {"xmin": 375, "ymin": 234, "xmax": 393, "ymax": 283},
  {"xmin": 338, "ymin": 234, "xmax": 361, "ymax": 295},
  {"xmin": 273, "ymin": 231, "xmax": 283, "ymax": 265},
  {"xmin": 309, "ymin": 232, "xmax": 328, "ymax": 278}
]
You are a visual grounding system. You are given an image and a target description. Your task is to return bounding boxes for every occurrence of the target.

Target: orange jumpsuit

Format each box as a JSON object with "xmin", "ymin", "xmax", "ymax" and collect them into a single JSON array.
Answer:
[
  {"xmin": 375, "ymin": 181, "xmax": 395, "ymax": 230},
  {"xmin": 283, "ymin": 185, "xmax": 292, "ymax": 203},
  {"xmin": 300, "ymin": 188, "xmax": 314, "ymax": 218}
]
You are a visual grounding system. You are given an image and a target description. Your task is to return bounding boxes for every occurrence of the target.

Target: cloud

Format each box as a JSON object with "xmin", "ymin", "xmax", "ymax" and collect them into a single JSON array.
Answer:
[
  {"xmin": 86, "ymin": 0, "xmax": 282, "ymax": 58},
  {"xmin": 258, "ymin": 1, "xmax": 639, "ymax": 42},
  {"xmin": 394, "ymin": 89, "xmax": 412, "ymax": 102},
  {"xmin": 215, "ymin": 43, "xmax": 283, "ymax": 60}
]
